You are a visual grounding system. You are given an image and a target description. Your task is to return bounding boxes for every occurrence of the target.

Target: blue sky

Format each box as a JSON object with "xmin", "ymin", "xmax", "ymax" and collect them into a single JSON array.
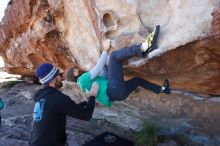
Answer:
[{"xmin": 0, "ymin": 0, "xmax": 10, "ymax": 22}]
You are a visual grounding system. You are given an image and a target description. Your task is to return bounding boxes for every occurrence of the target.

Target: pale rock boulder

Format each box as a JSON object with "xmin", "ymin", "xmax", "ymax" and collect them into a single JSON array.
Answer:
[{"xmin": 0, "ymin": 0, "xmax": 219, "ymax": 94}]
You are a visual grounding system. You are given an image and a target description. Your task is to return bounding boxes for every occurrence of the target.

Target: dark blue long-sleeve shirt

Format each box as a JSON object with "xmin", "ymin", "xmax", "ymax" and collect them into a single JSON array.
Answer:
[{"xmin": 30, "ymin": 86, "xmax": 95, "ymax": 146}]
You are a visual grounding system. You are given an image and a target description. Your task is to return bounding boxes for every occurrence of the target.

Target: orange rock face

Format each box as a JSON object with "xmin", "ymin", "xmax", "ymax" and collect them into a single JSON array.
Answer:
[
  {"xmin": 0, "ymin": 0, "xmax": 74, "ymax": 76},
  {"xmin": 0, "ymin": 0, "xmax": 220, "ymax": 95}
]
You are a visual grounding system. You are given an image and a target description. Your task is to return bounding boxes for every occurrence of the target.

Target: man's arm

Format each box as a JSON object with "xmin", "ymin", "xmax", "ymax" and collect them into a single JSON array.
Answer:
[
  {"xmin": 58, "ymin": 94, "xmax": 95, "ymax": 121},
  {"xmin": 57, "ymin": 82, "xmax": 99, "ymax": 121}
]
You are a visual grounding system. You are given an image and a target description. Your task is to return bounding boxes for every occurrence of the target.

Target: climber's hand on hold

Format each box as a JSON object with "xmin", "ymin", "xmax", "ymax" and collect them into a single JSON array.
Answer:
[{"xmin": 103, "ymin": 39, "xmax": 111, "ymax": 52}]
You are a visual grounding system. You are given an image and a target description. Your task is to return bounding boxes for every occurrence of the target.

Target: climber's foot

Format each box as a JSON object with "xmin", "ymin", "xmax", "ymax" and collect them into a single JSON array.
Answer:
[
  {"xmin": 161, "ymin": 79, "xmax": 170, "ymax": 94},
  {"xmin": 142, "ymin": 25, "xmax": 160, "ymax": 56}
]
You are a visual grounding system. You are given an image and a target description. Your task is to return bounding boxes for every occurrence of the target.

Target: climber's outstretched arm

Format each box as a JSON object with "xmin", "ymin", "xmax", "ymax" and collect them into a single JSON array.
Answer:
[
  {"xmin": 89, "ymin": 39, "xmax": 111, "ymax": 80},
  {"xmin": 89, "ymin": 51, "xmax": 108, "ymax": 79}
]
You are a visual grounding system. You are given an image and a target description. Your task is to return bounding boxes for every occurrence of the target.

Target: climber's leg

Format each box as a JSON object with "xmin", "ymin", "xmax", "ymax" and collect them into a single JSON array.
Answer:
[
  {"xmin": 107, "ymin": 77, "xmax": 172, "ymax": 102},
  {"xmin": 107, "ymin": 25, "xmax": 162, "ymax": 101},
  {"xmin": 107, "ymin": 44, "xmax": 142, "ymax": 101},
  {"xmin": 108, "ymin": 44, "xmax": 143, "ymax": 63},
  {"xmin": 108, "ymin": 77, "xmax": 162, "ymax": 102},
  {"xmin": 125, "ymin": 77, "xmax": 161, "ymax": 95}
]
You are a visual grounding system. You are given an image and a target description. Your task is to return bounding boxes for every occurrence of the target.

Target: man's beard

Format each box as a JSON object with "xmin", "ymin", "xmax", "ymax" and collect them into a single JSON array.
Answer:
[{"xmin": 55, "ymin": 80, "xmax": 63, "ymax": 89}]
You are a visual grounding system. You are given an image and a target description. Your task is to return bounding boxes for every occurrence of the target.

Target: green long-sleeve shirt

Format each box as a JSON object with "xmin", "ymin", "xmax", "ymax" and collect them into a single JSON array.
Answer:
[{"xmin": 77, "ymin": 72, "xmax": 112, "ymax": 107}]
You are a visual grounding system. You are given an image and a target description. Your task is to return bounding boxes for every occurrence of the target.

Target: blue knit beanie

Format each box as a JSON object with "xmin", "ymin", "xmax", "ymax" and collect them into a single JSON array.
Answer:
[{"xmin": 35, "ymin": 63, "xmax": 59, "ymax": 85}]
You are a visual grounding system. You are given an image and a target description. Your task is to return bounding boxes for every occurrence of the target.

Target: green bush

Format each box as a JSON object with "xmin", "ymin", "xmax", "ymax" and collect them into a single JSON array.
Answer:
[{"xmin": 134, "ymin": 123, "xmax": 158, "ymax": 146}]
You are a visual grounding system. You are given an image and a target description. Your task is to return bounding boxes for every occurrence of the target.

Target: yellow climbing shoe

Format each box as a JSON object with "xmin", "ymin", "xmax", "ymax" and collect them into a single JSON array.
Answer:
[{"xmin": 142, "ymin": 25, "xmax": 160, "ymax": 56}]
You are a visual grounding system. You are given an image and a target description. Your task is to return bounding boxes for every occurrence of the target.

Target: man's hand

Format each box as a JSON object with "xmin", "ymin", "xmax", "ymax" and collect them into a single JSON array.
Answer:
[
  {"xmin": 89, "ymin": 82, "xmax": 99, "ymax": 97},
  {"xmin": 103, "ymin": 39, "xmax": 111, "ymax": 52},
  {"xmin": 85, "ymin": 82, "xmax": 99, "ymax": 98}
]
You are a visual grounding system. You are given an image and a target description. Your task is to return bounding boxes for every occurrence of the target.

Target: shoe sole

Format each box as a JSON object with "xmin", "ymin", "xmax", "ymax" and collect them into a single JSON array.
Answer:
[
  {"xmin": 143, "ymin": 25, "xmax": 160, "ymax": 56},
  {"xmin": 147, "ymin": 25, "xmax": 160, "ymax": 53}
]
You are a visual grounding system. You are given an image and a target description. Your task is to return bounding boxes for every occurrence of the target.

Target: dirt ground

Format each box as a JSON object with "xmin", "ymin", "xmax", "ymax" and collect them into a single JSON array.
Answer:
[
  {"xmin": 0, "ymin": 71, "xmax": 203, "ymax": 146},
  {"xmin": 0, "ymin": 72, "xmax": 133, "ymax": 146}
]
